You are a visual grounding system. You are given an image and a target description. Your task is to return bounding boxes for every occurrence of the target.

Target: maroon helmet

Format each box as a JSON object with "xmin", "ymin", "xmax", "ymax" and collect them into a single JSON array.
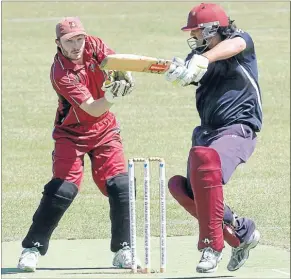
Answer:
[{"xmin": 181, "ymin": 3, "xmax": 229, "ymax": 51}]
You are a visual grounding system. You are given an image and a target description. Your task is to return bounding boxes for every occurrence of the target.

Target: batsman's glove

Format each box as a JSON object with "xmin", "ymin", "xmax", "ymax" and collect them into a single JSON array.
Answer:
[
  {"xmin": 165, "ymin": 55, "xmax": 209, "ymax": 86},
  {"xmin": 102, "ymin": 71, "xmax": 134, "ymax": 103}
]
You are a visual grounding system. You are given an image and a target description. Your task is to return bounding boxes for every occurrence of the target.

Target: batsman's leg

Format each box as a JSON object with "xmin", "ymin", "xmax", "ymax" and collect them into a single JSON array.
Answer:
[
  {"xmin": 168, "ymin": 175, "xmax": 240, "ymax": 247},
  {"xmin": 189, "ymin": 146, "xmax": 224, "ymax": 273},
  {"xmin": 208, "ymin": 126, "xmax": 260, "ymax": 272},
  {"xmin": 227, "ymin": 218, "xmax": 259, "ymax": 271}
]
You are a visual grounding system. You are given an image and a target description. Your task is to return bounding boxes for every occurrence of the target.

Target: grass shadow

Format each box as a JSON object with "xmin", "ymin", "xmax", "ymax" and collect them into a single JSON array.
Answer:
[
  {"xmin": 1, "ymin": 267, "xmax": 236, "ymax": 277},
  {"xmin": 63, "ymin": 274, "xmax": 235, "ymax": 278},
  {"xmin": 163, "ymin": 277, "xmax": 235, "ymax": 279},
  {"xmin": 1, "ymin": 268, "xmax": 29, "ymax": 275},
  {"xmin": 40, "ymin": 266, "xmax": 132, "ymax": 275},
  {"xmin": 2, "ymin": 266, "xmax": 132, "ymax": 276},
  {"xmin": 1, "ymin": 266, "xmax": 122, "ymax": 274}
]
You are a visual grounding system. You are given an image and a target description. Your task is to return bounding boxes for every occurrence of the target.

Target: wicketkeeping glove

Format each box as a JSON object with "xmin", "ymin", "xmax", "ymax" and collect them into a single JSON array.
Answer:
[{"xmin": 102, "ymin": 71, "xmax": 134, "ymax": 103}]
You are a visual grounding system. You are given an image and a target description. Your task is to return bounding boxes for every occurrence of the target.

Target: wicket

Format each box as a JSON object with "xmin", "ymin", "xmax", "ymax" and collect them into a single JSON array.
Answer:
[{"xmin": 128, "ymin": 157, "xmax": 166, "ymax": 274}]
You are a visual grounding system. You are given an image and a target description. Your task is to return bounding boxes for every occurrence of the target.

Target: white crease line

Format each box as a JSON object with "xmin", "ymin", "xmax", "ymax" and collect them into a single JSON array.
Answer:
[{"xmin": 272, "ymin": 269, "xmax": 290, "ymax": 276}]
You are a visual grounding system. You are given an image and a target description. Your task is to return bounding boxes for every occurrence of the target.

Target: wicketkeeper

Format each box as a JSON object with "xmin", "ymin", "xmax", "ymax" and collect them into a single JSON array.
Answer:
[
  {"xmin": 18, "ymin": 17, "xmax": 141, "ymax": 272},
  {"xmin": 165, "ymin": 3, "xmax": 262, "ymax": 273}
]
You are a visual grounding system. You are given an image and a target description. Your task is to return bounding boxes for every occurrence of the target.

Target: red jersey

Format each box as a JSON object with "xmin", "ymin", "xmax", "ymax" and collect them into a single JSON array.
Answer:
[{"xmin": 50, "ymin": 35, "xmax": 115, "ymax": 127}]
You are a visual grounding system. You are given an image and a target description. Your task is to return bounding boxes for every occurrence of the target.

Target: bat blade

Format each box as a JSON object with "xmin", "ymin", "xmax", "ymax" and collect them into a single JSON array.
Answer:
[{"xmin": 100, "ymin": 54, "xmax": 172, "ymax": 74}]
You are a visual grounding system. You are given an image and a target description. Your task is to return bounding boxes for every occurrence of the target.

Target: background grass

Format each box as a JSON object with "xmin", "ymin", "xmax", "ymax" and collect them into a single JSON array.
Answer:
[{"xmin": 2, "ymin": 2, "xmax": 290, "ymax": 251}]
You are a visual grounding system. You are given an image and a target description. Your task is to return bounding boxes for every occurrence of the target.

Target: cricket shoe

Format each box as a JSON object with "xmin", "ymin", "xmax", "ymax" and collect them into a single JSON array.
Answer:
[
  {"xmin": 227, "ymin": 229, "xmax": 260, "ymax": 271},
  {"xmin": 196, "ymin": 247, "xmax": 222, "ymax": 273},
  {"xmin": 17, "ymin": 247, "xmax": 40, "ymax": 272},
  {"xmin": 112, "ymin": 246, "xmax": 142, "ymax": 269}
]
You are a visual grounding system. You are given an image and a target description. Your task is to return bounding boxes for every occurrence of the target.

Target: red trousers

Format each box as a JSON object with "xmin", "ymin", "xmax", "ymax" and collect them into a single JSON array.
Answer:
[{"xmin": 52, "ymin": 112, "xmax": 126, "ymax": 196}]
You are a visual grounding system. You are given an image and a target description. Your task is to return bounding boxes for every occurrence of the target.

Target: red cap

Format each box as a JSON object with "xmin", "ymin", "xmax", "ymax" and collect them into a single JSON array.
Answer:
[
  {"xmin": 181, "ymin": 3, "xmax": 229, "ymax": 31},
  {"xmin": 56, "ymin": 17, "xmax": 86, "ymax": 40}
]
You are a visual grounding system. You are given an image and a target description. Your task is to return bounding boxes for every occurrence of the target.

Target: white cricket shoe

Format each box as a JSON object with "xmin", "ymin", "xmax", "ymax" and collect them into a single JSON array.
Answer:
[
  {"xmin": 227, "ymin": 229, "xmax": 260, "ymax": 271},
  {"xmin": 196, "ymin": 247, "xmax": 222, "ymax": 273},
  {"xmin": 17, "ymin": 247, "xmax": 40, "ymax": 272},
  {"xmin": 112, "ymin": 246, "xmax": 141, "ymax": 269}
]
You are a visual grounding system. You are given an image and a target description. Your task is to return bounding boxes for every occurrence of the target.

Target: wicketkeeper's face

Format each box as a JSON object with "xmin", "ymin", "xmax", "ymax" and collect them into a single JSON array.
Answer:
[{"xmin": 57, "ymin": 34, "xmax": 86, "ymax": 60}]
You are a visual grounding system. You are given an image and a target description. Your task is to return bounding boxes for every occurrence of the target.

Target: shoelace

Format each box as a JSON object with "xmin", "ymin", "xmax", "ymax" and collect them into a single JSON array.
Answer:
[
  {"xmin": 231, "ymin": 247, "xmax": 244, "ymax": 263},
  {"xmin": 120, "ymin": 248, "xmax": 131, "ymax": 264},
  {"xmin": 232, "ymin": 245, "xmax": 244, "ymax": 254},
  {"xmin": 201, "ymin": 248, "xmax": 215, "ymax": 262},
  {"xmin": 23, "ymin": 248, "xmax": 38, "ymax": 258}
]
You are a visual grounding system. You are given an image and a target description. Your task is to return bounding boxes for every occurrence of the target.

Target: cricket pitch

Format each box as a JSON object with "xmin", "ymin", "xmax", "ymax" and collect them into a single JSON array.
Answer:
[{"xmin": 2, "ymin": 236, "xmax": 290, "ymax": 278}]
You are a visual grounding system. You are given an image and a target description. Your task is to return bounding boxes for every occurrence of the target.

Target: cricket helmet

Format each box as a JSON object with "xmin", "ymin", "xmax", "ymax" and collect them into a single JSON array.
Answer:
[{"xmin": 181, "ymin": 3, "xmax": 229, "ymax": 51}]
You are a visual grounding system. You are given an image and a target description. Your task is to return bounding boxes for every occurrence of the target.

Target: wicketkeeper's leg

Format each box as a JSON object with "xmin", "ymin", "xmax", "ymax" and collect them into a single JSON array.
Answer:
[
  {"xmin": 22, "ymin": 179, "xmax": 79, "ymax": 255},
  {"xmin": 106, "ymin": 173, "xmax": 132, "ymax": 252},
  {"xmin": 22, "ymin": 138, "xmax": 85, "ymax": 255},
  {"xmin": 90, "ymin": 137, "xmax": 132, "ymax": 253}
]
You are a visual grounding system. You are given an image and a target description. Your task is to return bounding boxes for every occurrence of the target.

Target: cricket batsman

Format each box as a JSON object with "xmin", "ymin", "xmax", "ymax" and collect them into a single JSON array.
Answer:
[
  {"xmin": 17, "ymin": 17, "xmax": 141, "ymax": 272},
  {"xmin": 165, "ymin": 3, "xmax": 262, "ymax": 273}
]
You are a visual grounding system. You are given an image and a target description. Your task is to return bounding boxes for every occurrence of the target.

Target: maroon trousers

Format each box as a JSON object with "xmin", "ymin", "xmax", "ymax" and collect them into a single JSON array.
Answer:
[{"xmin": 52, "ymin": 112, "xmax": 126, "ymax": 196}]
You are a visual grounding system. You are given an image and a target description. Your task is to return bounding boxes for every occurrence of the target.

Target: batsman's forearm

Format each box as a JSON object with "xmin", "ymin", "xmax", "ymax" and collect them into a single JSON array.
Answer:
[{"xmin": 203, "ymin": 37, "xmax": 246, "ymax": 63}]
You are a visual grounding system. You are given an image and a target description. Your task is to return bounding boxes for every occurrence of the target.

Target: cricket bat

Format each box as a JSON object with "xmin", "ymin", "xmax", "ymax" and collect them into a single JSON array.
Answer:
[{"xmin": 100, "ymin": 54, "xmax": 172, "ymax": 74}]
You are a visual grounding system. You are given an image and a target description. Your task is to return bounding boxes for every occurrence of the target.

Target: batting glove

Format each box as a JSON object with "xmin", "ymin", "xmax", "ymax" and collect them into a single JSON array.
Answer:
[
  {"xmin": 186, "ymin": 54, "xmax": 209, "ymax": 83},
  {"xmin": 165, "ymin": 55, "xmax": 209, "ymax": 86},
  {"xmin": 165, "ymin": 57, "xmax": 187, "ymax": 84}
]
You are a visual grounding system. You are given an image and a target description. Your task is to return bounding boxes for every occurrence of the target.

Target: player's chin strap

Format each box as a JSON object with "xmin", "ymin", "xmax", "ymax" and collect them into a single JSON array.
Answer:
[
  {"xmin": 187, "ymin": 38, "xmax": 209, "ymax": 54},
  {"xmin": 187, "ymin": 36, "xmax": 217, "ymax": 54},
  {"xmin": 187, "ymin": 21, "xmax": 220, "ymax": 53}
]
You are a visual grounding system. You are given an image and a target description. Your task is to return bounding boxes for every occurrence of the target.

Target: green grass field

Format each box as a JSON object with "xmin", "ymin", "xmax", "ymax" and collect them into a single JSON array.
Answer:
[{"xmin": 2, "ymin": 1, "xmax": 290, "ymax": 274}]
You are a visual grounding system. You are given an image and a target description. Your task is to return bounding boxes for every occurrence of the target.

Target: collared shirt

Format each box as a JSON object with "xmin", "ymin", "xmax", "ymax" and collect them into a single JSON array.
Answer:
[
  {"xmin": 186, "ymin": 30, "xmax": 263, "ymax": 132},
  {"xmin": 50, "ymin": 35, "xmax": 115, "ymax": 126}
]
